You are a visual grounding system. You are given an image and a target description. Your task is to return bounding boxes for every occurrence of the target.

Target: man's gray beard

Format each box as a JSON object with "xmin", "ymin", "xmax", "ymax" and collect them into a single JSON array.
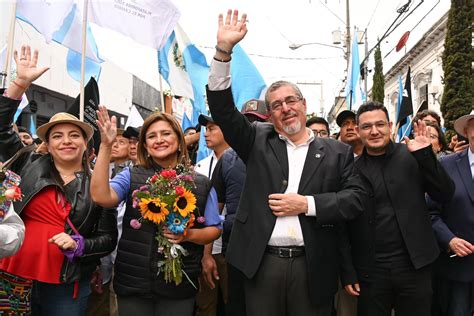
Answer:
[{"xmin": 283, "ymin": 120, "xmax": 302, "ymax": 135}]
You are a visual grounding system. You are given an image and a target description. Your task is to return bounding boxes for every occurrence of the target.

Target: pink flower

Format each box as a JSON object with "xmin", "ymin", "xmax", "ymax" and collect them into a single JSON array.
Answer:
[
  {"xmin": 139, "ymin": 185, "xmax": 148, "ymax": 191},
  {"xmin": 197, "ymin": 216, "xmax": 206, "ymax": 224},
  {"xmin": 180, "ymin": 175, "xmax": 193, "ymax": 182},
  {"xmin": 4, "ymin": 187, "xmax": 22, "ymax": 201},
  {"xmin": 130, "ymin": 219, "xmax": 142, "ymax": 229},
  {"xmin": 175, "ymin": 186, "xmax": 185, "ymax": 196}
]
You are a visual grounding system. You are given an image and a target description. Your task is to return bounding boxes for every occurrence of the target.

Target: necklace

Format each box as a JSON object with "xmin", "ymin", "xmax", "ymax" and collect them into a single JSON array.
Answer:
[{"xmin": 60, "ymin": 173, "xmax": 76, "ymax": 180}]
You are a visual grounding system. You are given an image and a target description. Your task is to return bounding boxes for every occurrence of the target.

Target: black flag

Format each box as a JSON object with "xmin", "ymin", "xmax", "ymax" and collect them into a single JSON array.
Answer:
[
  {"xmin": 397, "ymin": 66, "xmax": 413, "ymax": 127},
  {"xmin": 68, "ymin": 77, "xmax": 101, "ymax": 153}
]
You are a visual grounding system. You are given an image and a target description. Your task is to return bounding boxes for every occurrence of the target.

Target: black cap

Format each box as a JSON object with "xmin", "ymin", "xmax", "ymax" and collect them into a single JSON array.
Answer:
[
  {"xmin": 198, "ymin": 114, "xmax": 215, "ymax": 126},
  {"xmin": 123, "ymin": 126, "xmax": 140, "ymax": 139},
  {"xmin": 336, "ymin": 110, "xmax": 356, "ymax": 127}
]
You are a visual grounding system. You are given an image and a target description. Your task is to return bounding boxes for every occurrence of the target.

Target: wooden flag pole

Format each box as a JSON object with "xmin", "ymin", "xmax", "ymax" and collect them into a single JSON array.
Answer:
[
  {"xmin": 4, "ymin": 0, "xmax": 17, "ymax": 88},
  {"xmin": 79, "ymin": 0, "xmax": 89, "ymax": 122}
]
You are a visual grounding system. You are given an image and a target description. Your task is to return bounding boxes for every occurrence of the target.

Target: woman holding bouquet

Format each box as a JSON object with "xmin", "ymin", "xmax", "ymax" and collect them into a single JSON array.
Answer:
[
  {"xmin": 0, "ymin": 45, "xmax": 118, "ymax": 315},
  {"xmin": 91, "ymin": 106, "xmax": 222, "ymax": 315}
]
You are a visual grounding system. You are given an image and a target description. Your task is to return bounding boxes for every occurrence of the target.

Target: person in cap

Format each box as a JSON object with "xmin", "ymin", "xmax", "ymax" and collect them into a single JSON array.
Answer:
[
  {"xmin": 184, "ymin": 126, "xmax": 200, "ymax": 165},
  {"xmin": 206, "ymin": 10, "xmax": 367, "ymax": 316},
  {"xmin": 17, "ymin": 126, "xmax": 34, "ymax": 146},
  {"xmin": 428, "ymin": 110, "xmax": 474, "ymax": 316},
  {"xmin": 0, "ymin": 45, "xmax": 117, "ymax": 315},
  {"xmin": 195, "ymin": 113, "xmax": 230, "ymax": 316},
  {"xmin": 337, "ymin": 110, "xmax": 364, "ymax": 156},
  {"xmin": 123, "ymin": 126, "xmax": 140, "ymax": 165},
  {"xmin": 306, "ymin": 116, "xmax": 330, "ymax": 138}
]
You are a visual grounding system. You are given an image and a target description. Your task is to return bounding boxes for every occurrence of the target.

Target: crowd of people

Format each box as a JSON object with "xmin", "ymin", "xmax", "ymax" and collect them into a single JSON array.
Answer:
[{"xmin": 0, "ymin": 9, "xmax": 473, "ymax": 316}]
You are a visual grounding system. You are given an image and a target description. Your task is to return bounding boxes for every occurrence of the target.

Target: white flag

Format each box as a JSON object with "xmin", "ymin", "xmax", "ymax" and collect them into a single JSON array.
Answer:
[
  {"xmin": 124, "ymin": 105, "xmax": 144, "ymax": 129},
  {"xmin": 16, "ymin": 0, "xmax": 74, "ymax": 43},
  {"xmin": 88, "ymin": 0, "xmax": 180, "ymax": 50}
]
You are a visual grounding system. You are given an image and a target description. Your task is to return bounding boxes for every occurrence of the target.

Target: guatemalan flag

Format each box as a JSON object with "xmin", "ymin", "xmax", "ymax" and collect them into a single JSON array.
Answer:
[
  {"xmin": 345, "ymin": 33, "xmax": 365, "ymax": 111},
  {"xmin": 16, "ymin": 1, "xmax": 103, "ymax": 82},
  {"xmin": 158, "ymin": 24, "xmax": 209, "ymax": 125}
]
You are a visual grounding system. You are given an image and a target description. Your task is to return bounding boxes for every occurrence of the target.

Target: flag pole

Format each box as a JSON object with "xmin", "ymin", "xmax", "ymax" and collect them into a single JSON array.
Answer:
[
  {"xmin": 157, "ymin": 53, "xmax": 165, "ymax": 113},
  {"xmin": 79, "ymin": 0, "xmax": 89, "ymax": 122},
  {"xmin": 3, "ymin": 0, "xmax": 17, "ymax": 88}
]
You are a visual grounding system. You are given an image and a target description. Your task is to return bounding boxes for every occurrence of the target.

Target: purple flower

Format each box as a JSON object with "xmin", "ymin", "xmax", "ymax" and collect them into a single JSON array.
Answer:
[
  {"xmin": 130, "ymin": 219, "xmax": 142, "ymax": 229},
  {"xmin": 197, "ymin": 216, "xmax": 206, "ymax": 224}
]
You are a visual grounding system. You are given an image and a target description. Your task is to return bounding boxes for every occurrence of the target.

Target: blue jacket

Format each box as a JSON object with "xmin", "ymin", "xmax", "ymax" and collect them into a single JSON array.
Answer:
[
  {"xmin": 213, "ymin": 148, "xmax": 246, "ymax": 252},
  {"xmin": 429, "ymin": 149, "xmax": 474, "ymax": 281}
]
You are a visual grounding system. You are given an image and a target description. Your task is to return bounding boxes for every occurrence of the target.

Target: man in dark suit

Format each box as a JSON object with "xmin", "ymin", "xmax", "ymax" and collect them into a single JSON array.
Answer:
[
  {"xmin": 206, "ymin": 10, "xmax": 367, "ymax": 316},
  {"xmin": 342, "ymin": 102, "xmax": 455, "ymax": 316},
  {"xmin": 429, "ymin": 110, "xmax": 474, "ymax": 316}
]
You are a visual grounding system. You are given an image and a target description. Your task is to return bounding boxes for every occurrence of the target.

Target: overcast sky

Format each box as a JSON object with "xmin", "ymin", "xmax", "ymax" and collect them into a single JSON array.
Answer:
[
  {"xmin": 1, "ymin": 0, "xmax": 451, "ymax": 117},
  {"xmin": 172, "ymin": 0, "xmax": 450, "ymax": 115}
]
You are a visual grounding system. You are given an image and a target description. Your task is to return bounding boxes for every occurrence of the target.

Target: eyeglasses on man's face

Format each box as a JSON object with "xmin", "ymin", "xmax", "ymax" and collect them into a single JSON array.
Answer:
[
  {"xmin": 359, "ymin": 121, "xmax": 389, "ymax": 132},
  {"xmin": 269, "ymin": 96, "xmax": 302, "ymax": 112},
  {"xmin": 311, "ymin": 129, "xmax": 329, "ymax": 137}
]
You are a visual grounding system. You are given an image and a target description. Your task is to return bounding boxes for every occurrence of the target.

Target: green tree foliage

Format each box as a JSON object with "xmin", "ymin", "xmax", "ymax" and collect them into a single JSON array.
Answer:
[
  {"xmin": 372, "ymin": 44, "xmax": 385, "ymax": 103},
  {"xmin": 441, "ymin": 0, "xmax": 473, "ymax": 137}
]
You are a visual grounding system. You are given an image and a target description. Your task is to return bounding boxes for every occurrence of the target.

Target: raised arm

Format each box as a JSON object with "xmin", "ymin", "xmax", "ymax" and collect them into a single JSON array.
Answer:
[
  {"xmin": 90, "ymin": 106, "xmax": 121, "ymax": 207},
  {"xmin": 6, "ymin": 45, "xmax": 49, "ymax": 99},
  {"xmin": 0, "ymin": 45, "xmax": 49, "ymax": 162}
]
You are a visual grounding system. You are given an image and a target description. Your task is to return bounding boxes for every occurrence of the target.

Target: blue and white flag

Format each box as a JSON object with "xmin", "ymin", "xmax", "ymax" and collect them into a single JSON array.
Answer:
[
  {"xmin": 52, "ymin": 4, "xmax": 103, "ymax": 82},
  {"xmin": 158, "ymin": 24, "xmax": 209, "ymax": 125},
  {"xmin": 29, "ymin": 115, "xmax": 37, "ymax": 139},
  {"xmin": 17, "ymin": 2, "xmax": 103, "ymax": 82},
  {"xmin": 16, "ymin": 0, "xmax": 74, "ymax": 43},
  {"xmin": 345, "ymin": 34, "xmax": 365, "ymax": 111},
  {"xmin": 231, "ymin": 45, "xmax": 267, "ymax": 110},
  {"xmin": 181, "ymin": 112, "xmax": 193, "ymax": 131}
]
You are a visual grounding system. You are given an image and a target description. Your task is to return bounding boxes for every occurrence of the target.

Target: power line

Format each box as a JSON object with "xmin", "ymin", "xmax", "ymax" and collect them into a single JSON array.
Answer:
[
  {"xmin": 318, "ymin": 0, "xmax": 346, "ymax": 25},
  {"xmin": 199, "ymin": 46, "xmax": 344, "ymax": 61}
]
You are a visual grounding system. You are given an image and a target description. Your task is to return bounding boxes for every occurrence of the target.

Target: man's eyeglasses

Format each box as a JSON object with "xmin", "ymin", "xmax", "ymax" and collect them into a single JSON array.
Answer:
[
  {"xmin": 269, "ymin": 96, "xmax": 302, "ymax": 112},
  {"xmin": 359, "ymin": 121, "xmax": 389, "ymax": 132},
  {"xmin": 311, "ymin": 129, "xmax": 329, "ymax": 137}
]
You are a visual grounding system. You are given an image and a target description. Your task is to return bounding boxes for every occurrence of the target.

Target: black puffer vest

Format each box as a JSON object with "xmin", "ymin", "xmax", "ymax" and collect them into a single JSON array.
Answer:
[{"xmin": 113, "ymin": 165, "xmax": 211, "ymax": 299}]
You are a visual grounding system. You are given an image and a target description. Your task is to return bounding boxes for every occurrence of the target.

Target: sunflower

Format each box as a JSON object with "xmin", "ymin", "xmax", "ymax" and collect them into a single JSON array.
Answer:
[
  {"xmin": 139, "ymin": 198, "xmax": 169, "ymax": 224},
  {"xmin": 173, "ymin": 189, "xmax": 196, "ymax": 217}
]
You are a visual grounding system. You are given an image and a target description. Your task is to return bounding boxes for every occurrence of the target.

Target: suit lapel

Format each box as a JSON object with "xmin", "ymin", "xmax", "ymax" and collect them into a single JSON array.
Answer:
[
  {"xmin": 455, "ymin": 151, "xmax": 474, "ymax": 202},
  {"xmin": 298, "ymin": 139, "xmax": 325, "ymax": 192},
  {"xmin": 268, "ymin": 133, "xmax": 289, "ymax": 180}
]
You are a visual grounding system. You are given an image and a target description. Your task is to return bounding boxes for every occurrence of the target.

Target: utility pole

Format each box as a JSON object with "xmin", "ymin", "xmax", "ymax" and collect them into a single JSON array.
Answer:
[
  {"xmin": 345, "ymin": 0, "xmax": 351, "ymax": 69},
  {"xmin": 364, "ymin": 28, "xmax": 368, "ymax": 97}
]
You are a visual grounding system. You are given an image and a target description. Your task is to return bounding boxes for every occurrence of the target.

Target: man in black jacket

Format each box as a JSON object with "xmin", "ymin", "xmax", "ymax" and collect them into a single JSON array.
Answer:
[
  {"xmin": 206, "ymin": 10, "xmax": 367, "ymax": 316},
  {"xmin": 342, "ymin": 102, "xmax": 455, "ymax": 316}
]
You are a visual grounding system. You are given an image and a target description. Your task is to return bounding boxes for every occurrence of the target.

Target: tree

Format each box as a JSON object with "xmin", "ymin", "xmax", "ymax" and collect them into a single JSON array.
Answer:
[
  {"xmin": 372, "ymin": 44, "xmax": 385, "ymax": 103},
  {"xmin": 441, "ymin": 0, "xmax": 473, "ymax": 137}
]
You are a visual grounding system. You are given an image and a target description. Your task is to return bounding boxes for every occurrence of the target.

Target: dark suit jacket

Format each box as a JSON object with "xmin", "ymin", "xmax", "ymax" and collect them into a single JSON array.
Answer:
[
  {"xmin": 207, "ymin": 87, "xmax": 367, "ymax": 304},
  {"xmin": 429, "ymin": 149, "xmax": 474, "ymax": 281},
  {"xmin": 341, "ymin": 142, "xmax": 455, "ymax": 286}
]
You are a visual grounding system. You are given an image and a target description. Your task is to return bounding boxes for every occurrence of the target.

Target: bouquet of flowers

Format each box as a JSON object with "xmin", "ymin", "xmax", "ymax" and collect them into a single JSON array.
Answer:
[
  {"xmin": 130, "ymin": 164, "xmax": 204, "ymax": 287},
  {"xmin": 0, "ymin": 169, "xmax": 22, "ymax": 221}
]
